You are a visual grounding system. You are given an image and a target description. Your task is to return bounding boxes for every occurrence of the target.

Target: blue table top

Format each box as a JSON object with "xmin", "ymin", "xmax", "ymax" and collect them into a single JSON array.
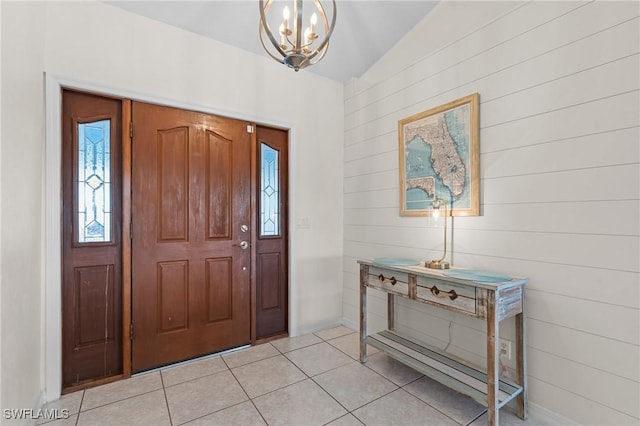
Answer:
[
  {"xmin": 372, "ymin": 258, "xmax": 421, "ymax": 267},
  {"xmin": 443, "ymin": 269, "xmax": 513, "ymax": 283}
]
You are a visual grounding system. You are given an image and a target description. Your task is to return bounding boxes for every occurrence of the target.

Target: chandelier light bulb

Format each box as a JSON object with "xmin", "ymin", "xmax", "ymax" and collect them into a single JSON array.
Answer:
[
  {"xmin": 282, "ymin": 5, "xmax": 290, "ymax": 29},
  {"xmin": 310, "ymin": 12, "xmax": 317, "ymax": 33},
  {"xmin": 279, "ymin": 23, "xmax": 286, "ymax": 47}
]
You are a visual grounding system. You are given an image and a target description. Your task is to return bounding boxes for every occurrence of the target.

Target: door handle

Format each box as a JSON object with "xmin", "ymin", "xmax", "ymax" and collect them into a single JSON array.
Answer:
[{"xmin": 234, "ymin": 241, "xmax": 250, "ymax": 250}]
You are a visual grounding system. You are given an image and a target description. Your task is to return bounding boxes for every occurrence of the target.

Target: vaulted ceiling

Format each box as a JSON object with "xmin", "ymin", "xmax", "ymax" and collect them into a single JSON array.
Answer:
[{"xmin": 106, "ymin": 1, "xmax": 439, "ymax": 81}]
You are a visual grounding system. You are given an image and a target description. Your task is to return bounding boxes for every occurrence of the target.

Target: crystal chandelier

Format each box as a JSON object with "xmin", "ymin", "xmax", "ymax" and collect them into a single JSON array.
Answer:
[{"xmin": 259, "ymin": 0, "xmax": 337, "ymax": 72}]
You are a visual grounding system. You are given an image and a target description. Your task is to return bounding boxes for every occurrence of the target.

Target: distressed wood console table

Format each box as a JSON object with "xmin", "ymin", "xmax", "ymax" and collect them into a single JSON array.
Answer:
[{"xmin": 358, "ymin": 260, "xmax": 528, "ymax": 426}]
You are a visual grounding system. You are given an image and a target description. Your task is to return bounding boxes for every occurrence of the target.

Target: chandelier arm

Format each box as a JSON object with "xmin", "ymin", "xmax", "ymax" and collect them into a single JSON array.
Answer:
[
  {"xmin": 259, "ymin": 24, "xmax": 286, "ymax": 64},
  {"xmin": 258, "ymin": 0, "xmax": 287, "ymax": 58},
  {"xmin": 284, "ymin": 33, "xmax": 296, "ymax": 50},
  {"xmin": 308, "ymin": 41, "xmax": 329, "ymax": 65},
  {"xmin": 303, "ymin": 0, "xmax": 335, "ymax": 62},
  {"xmin": 308, "ymin": 0, "xmax": 336, "ymax": 58},
  {"xmin": 304, "ymin": 37, "xmax": 330, "ymax": 64}
]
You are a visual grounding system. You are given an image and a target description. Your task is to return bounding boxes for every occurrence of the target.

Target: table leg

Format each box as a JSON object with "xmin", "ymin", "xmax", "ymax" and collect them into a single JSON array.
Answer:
[
  {"xmin": 388, "ymin": 293, "xmax": 395, "ymax": 331},
  {"xmin": 516, "ymin": 295, "xmax": 528, "ymax": 419},
  {"xmin": 360, "ymin": 264, "xmax": 368, "ymax": 363},
  {"xmin": 487, "ymin": 290, "xmax": 499, "ymax": 426}
]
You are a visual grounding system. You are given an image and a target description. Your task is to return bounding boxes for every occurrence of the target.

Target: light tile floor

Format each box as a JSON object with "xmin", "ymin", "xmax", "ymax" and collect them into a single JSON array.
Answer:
[{"xmin": 40, "ymin": 326, "xmax": 547, "ymax": 426}]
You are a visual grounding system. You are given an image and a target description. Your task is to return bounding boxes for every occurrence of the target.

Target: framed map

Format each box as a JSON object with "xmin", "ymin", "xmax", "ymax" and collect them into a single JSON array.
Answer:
[{"xmin": 398, "ymin": 93, "xmax": 479, "ymax": 216}]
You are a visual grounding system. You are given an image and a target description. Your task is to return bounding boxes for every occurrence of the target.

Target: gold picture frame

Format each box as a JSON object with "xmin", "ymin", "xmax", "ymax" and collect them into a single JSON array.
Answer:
[{"xmin": 398, "ymin": 93, "xmax": 480, "ymax": 216}]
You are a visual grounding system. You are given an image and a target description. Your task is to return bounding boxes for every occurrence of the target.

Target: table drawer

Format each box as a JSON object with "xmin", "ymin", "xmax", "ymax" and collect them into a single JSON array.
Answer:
[
  {"xmin": 367, "ymin": 266, "xmax": 410, "ymax": 296},
  {"xmin": 416, "ymin": 276, "xmax": 476, "ymax": 315}
]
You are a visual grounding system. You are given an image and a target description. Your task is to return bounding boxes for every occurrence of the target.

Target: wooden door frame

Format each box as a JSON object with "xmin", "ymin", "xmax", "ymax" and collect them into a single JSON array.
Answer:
[
  {"xmin": 45, "ymin": 75, "xmax": 295, "ymax": 401},
  {"xmin": 250, "ymin": 128, "xmax": 258, "ymax": 343},
  {"xmin": 121, "ymin": 100, "xmax": 133, "ymax": 376}
]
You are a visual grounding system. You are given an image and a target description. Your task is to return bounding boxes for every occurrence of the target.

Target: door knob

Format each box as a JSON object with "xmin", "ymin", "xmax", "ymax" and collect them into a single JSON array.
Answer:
[{"xmin": 234, "ymin": 241, "xmax": 250, "ymax": 250}]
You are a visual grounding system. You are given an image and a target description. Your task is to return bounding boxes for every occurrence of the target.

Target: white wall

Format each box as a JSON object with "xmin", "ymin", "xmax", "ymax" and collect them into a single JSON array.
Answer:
[
  {"xmin": 1, "ymin": 0, "xmax": 344, "ymax": 415},
  {"xmin": 1, "ymin": 0, "xmax": 47, "ymax": 419},
  {"xmin": 0, "ymin": 0, "xmax": 3, "ymax": 415},
  {"xmin": 0, "ymin": 0, "xmax": 4, "ymax": 417},
  {"xmin": 342, "ymin": 1, "xmax": 639, "ymax": 425}
]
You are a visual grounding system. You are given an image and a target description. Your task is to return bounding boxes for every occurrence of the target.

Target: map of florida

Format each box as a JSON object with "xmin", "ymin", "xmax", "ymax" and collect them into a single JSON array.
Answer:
[{"xmin": 404, "ymin": 113, "xmax": 466, "ymax": 200}]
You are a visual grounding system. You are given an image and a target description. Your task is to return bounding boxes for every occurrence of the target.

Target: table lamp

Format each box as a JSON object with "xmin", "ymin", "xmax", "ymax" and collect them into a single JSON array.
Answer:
[{"xmin": 426, "ymin": 198, "xmax": 450, "ymax": 269}]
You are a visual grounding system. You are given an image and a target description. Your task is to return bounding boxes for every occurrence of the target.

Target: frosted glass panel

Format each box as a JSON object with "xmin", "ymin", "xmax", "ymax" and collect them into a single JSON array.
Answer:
[
  {"xmin": 260, "ymin": 143, "xmax": 279, "ymax": 236},
  {"xmin": 77, "ymin": 120, "xmax": 112, "ymax": 243}
]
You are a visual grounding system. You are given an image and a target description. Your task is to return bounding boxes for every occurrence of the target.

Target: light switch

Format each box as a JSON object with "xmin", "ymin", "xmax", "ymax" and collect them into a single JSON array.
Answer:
[{"xmin": 296, "ymin": 217, "xmax": 311, "ymax": 229}]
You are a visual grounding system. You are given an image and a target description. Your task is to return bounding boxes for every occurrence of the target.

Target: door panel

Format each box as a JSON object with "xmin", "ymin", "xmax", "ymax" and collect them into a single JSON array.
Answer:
[
  {"xmin": 131, "ymin": 102, "xmax": 251, "ymax": 371},
  {"xmin": 157, "ymin": 127, "xmax": 189, "ymax": 241},
  {"xmin": 74, "ymin": 265, "xmax": 117, "ymax": 347},
  {"xmin": 206, "ymin": 132, "xmax": 232, "ymax": 239},
  {"xmin": 62, "ymin": 90, "xmax": 123, "ymax": 389},
  {"xmin": 206, "ymin": 257, "xmax": 233, "ymax": 322},
  {"xmin": 255, "ymin": 126, "xmax": 289, "ymax": 339},
  {"xmin": 259, "ymin": 253, "xmax": 282, "ymax": 310}
]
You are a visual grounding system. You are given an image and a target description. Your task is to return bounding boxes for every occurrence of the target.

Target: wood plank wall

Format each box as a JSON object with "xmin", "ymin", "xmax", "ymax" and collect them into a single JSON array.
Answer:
[{"xmin": 341, "ymin": 1, "xmax": 639, "ymax": 424}]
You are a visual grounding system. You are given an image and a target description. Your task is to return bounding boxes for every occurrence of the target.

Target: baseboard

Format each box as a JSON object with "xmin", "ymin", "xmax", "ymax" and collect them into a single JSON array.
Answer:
[
  {"xmin": 293, "ymin": 319, "xmax": 345, "ymax": 337},
  {"xmin": 527, "ymin": 401, "xmax": 579, "ymax": 425},
  {"xmin": 27, "ymin": 390, "xmax": 46, "ymax": 426},
  {"xmin": 341, "ymin": 318, "xmax": 359, "ymax": 332}
]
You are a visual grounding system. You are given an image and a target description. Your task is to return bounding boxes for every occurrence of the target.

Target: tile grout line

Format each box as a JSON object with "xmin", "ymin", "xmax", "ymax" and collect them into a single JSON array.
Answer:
[
  {"xmin": 252, "ymin": 330, "xmax": 359, "ymax": 425},
  {"xmin": 465, "ymin": 410, "xmax": 486, "ymax": 426},
  {"xmin": 308, "ymin": 329, "xmax": 403, "ymax": 425},
  {"xmin": 159, "ymin": 370, "xmax": 174, "ymax": 426},
  {"xmin": 281, "ymin": 344, "xmax": 354, "ymax": 380},
  {"xmin": 220, "ymin": 344, "xmax": 282, "ymax": 370},
  {"xmin": 74, "ymin": 391, "xmax": 85, "ymax": 426},
  {"xmin": 68, "ymin": 327, "xmax": 490, "ymax": 426},
  {"xmin": 323, "ymin": 413, "xmax": 366, "ymax": 426},
  {"xmin": 300, "ymin": 348, "xmax": 371, "ymax": 426},
  {"xmin": 76, "ymin": 386, "xmax": 162, "ymax": 415},
  {"xmin": 205, "ymin": 360, "xmax": 270, "ymax": 426},
  {"xmin": 356, "ymin": 347, "xmax": 473, "ymax": 425},
  {"xmin": 401, "ymin": 384, "xmax": 468, "ymax": 426},
  {"xmin": 224, "ymin": 353, "xmax": 272, "ymax": 426},
  {"xmin": 308, "ymin": 372, "xmax": 353, "ymax": 420}
]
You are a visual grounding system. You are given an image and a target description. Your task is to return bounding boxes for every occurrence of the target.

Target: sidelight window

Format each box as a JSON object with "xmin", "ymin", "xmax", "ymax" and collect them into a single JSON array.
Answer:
[
  {"xmin": 260, "ymin": 143, "xmax": 280, "ymax": 237},
  {"xmin": 77, "ymin": 120, "xmax": 112, "ymax": 243}
]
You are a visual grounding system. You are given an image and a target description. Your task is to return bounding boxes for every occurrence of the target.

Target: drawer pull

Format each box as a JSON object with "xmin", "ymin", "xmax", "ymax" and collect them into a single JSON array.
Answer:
[
  {"xmin": 378, "ymin": 274, "xmax": 397, "ymax": 285},
  {"xmin": 431, "ymin": 285, "xmax": 457, "ymax": 300}
]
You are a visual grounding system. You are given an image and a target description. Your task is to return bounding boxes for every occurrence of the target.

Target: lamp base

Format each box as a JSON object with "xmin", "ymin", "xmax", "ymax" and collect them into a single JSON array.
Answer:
[{"xmin": 426, "ymin": 260, "xmax": 450, "ymax": 269}]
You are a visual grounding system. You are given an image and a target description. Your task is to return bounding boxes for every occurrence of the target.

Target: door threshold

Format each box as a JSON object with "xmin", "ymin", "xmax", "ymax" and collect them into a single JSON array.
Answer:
[{"xmin": 132, "ymin": 344, "xmax": 252, "ymax": 377}]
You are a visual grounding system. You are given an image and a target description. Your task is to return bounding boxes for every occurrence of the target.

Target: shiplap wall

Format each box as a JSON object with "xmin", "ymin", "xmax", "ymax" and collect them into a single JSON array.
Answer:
[{"xmin": 342, "ymin": 1, "xmax": 639, "ymax": 424}]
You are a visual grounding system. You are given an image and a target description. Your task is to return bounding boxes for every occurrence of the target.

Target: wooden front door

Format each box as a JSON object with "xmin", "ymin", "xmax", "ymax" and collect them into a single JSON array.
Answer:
[
  {"xmin": 61, "ymin": 90, "xmax": 123, "ymax": 389},
  {"xmin": 131, "ymin": 101, "xmax": 252, "ymax": 371}
]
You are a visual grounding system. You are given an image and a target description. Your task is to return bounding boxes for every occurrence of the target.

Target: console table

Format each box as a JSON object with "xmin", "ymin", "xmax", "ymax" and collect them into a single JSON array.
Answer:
[{"xmin": 358, "ymin": 260, "xmax": 528, "ymax": 426}]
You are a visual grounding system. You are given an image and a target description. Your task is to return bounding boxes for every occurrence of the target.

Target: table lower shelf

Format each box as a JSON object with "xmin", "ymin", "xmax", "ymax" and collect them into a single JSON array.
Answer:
[{"xmin": 366, "ymin": 330, "xmax": 523, "ymax": 409}]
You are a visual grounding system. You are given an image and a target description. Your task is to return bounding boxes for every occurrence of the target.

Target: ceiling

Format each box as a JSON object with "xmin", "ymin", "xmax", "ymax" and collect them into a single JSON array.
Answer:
[{"xmin": 106, "ymin": 1, "xmax": 439, "ymax": 81}]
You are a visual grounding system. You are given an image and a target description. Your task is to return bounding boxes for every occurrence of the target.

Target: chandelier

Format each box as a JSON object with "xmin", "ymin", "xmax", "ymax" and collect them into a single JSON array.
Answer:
[{"xmin": 259, "ymin": 0, "xmax": 337, "ymax": 72}]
